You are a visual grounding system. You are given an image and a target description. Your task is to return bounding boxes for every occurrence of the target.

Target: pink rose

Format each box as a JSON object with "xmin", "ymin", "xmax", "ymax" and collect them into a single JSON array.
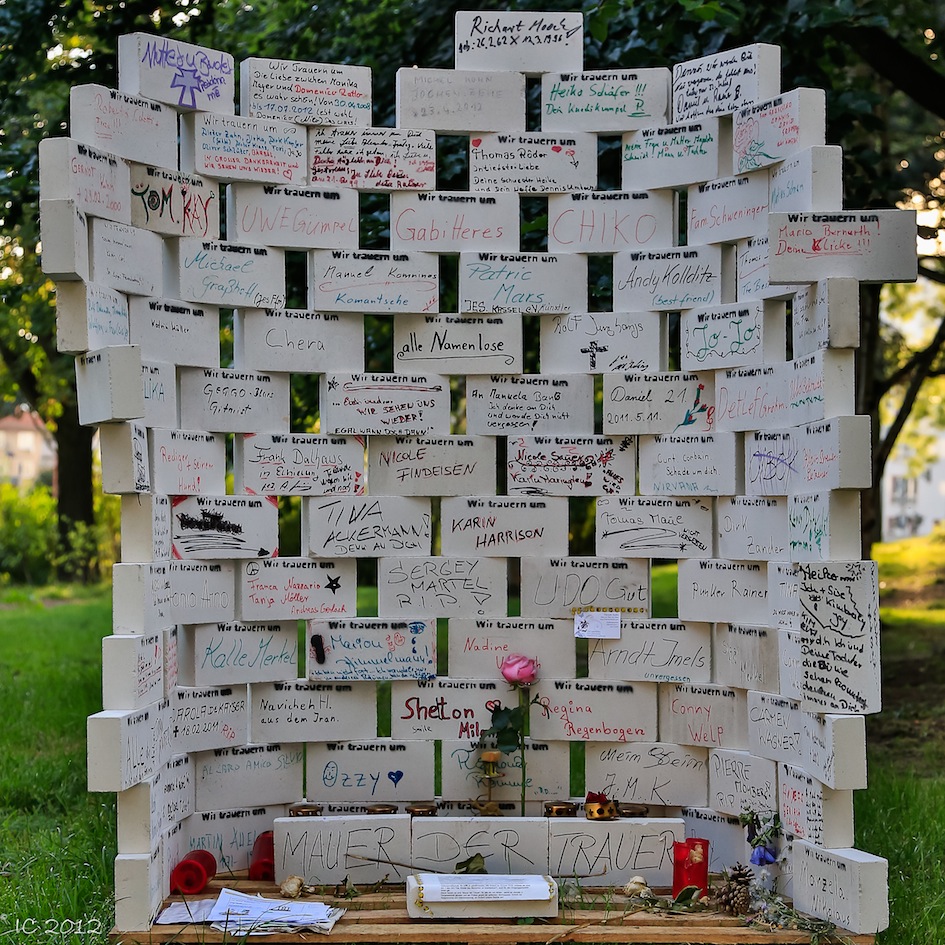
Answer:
[{"xmin": 500, "ymin": 654, "xmax": 538, "ymax": 686}]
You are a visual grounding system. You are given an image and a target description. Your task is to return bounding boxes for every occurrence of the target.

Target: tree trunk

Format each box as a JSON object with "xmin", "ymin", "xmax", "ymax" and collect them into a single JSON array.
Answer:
[
  {"xmin": 54, "ymin": 399, "xmax": 96, "ymax": 579},
  {"xmin": 858, "ymin": 284, "xmax": 883, "ymax": 559}
]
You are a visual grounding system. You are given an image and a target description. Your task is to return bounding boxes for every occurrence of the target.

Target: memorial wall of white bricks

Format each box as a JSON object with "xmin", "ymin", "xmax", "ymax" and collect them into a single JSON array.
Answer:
[{"xmin": 39, "ymin": 15, "xmax": 915, "ymax": 932}]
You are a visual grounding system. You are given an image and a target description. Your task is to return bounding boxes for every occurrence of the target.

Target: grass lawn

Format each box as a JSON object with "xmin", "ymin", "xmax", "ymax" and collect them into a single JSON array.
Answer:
[{"xmin": 1, "ymin": 544, "xmax": 944, "ymax": 943}]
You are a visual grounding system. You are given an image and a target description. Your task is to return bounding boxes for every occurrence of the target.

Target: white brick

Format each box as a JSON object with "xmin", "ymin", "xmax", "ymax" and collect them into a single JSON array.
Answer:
[
  {"xmin": 622, "ymin": 120, "xmax": 720, "ymax": 190},
  {"xmin": 128, "ymin": 164, "xmax": 220, "ymax": 238},
  {"xmin": 543, "ymin": 69, "xmax": 671, "ymax": 132},
  {"xmin": 587, "ymin": 620, "xmax": 710, "ymax": 685},
  {"xmin": 712, "ymin": 623, "xmax": 779, "ymax": 691},
  {"xmin": 170, "ymin": 494, "xmax": 279, "ymax": 559},
  {"xmin": 120, "ymin": 493, "xmax": 171, "ymax": 561},
  {"xmin": 460, "ymin": 251, "xmax": 587, "ymax": 314},
  {"xmin": 717, "ymin": 495, "xmax": 789, "ymax": 560},
  {"xmin": 174, "ymin": 238, "xmax": 285, "ymax": 309},
  {"xmin": 178, "ymin": 366, "xmax": 290, "ymax": 434},
  {"xmin": 150, "ymin": 429, "xmax": 226, "ymax": 496},
  {"xmin": 469, "ymin": 131, "xmax": 597, "ymax": 193},
  {"xmin": 310, "ymin": 127, "xmax": 436, "ymax": 190},
  {"xmin": 394, "ymin": 312, "xmax": 522, "ymax": 374},
  {"xmin": 377, "ymin": 557, "xmax": 508, "ymax": 618},
  {"xmin": 128, "ymin": 296, "xmax": 220, "ymax": 367},
  {"xmin": 39, "ymin": 199, "xmax": 90, "ymax": 281},
  {"xmin": 509, "ymin": 436, "xmax": 635, "ymax": 496},
  {"xmin": 520, "ymin": 557, "xmax": 649, "ymax": 619},
  {"xmin": 307, "ymin": 739, "xmax": 435, "ymax": 803},
  {"xmin": 397, "ymin": 69, "xmax": 525, "ymax": 132},
  {"xmin": 90, "ymin": 220, "xmax": 165, "ymax": 296},
  {"xmin": 447, "ymin": 618, "xmax": 575, "ymax": 679},
  {"xmin": 76, "ymin": 345, "xmax": 143, "ymax": 425},
  {"xmin": 688, "ymin": 172, "xmax": 770, "ymax": 244},
  {"xmin": 239, "ymin": 558, "xmax": 357, "ymax": 622},
  {"xmin": 370, "ymin": 436, "xmax": 495, "ymax": 496},
  {"xmin": 250, "ymin": 679, "xmax": 376, "ymax": 743},
  {"xmin": 548, "ymin": 191, "xmax": 675, "ymax": 253},
  {"xmin": 596, "ymin": 496, "xmax": 712, "ymax": 558},
  {"xmin": 603, "ymin": 372, "xmax": 714, "ymax": 435},
  {"xmin": 102, "ymin": 632, "xmax": 164, "ymax": 710},
  {"xmin": 440, "ymin": 495, "xmax": 568, "ymax": 557},
  {"xmin": 586, "ymin": 742, "xmax": 709, "ymax": 807},
  {"xmin": 733, "ymin": 88, "xmax": 826, "ymax": 173},
  {"xmin": 100, "ymin": 421, "xmax": 150, "ymax": 494},
  {"xmin": 454, "ymin": 12, "xmax": 584, "ymax": 75},
  {"xmin": 390, "ymin": 191, "xmax": 520, "ymax": 251},
  {"xmin": 709, "ymin": 749, "xmax": 777, "ymax": 815},
  {"xmin": 539, "ymin": 310, "xmax": 662, "ymax": 374},
  {"xmin": 638, "ymin": 432, "xmax": 741, "ymax": 496},
  {"xmin": 659, "ymin": 683, "xmax": 747, "ymax": 749},
  {"xmin": 56, "ymin": 281, "xmax": 130, "ymax": 353},
  {"xmin": 194, "ymin": 743, "xmax": 303, "ymax": 811},
  {"xmin": 466, "ymin": 374, "xmax": 594, "ymax": 435},
  {"xmin": 39, "ymin": 137, "xmax": 131, "ymax": 223},
  {"xmin": 411, "ymin": 817, "xmax": 550, "ymax": 874},
  {"xmin": 530, "ymin": 680, "xmax": 658, "ymax": 743}
]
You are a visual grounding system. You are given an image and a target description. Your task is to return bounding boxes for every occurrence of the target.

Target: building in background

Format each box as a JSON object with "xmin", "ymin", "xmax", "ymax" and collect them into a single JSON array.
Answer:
[
  {"xmin": 0, "ymin": 407, "xmax": 57, "ymax": 491},
  {"xmin": 882, "ymin": 436, "xmax": 945, "ymax": 540}
]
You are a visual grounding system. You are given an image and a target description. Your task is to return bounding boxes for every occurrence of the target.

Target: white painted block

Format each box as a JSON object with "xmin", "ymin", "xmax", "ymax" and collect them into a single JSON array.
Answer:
[
  {"xmin": 688, "ymin": 172, "xmax": 770, "ymax": 244},
  {"xmin": 182, "ymin": 112, "xmax": 306, "ymax": 183},
  {"xmin": 114, "ymin": 848, "xmax": 163, "ymax": 931},
  {"xmin": 168, "ymin": 685, "xmax": 247, "ymax": 753},
  {"xmin": 677, "ymin": 559, "xmax": 769, "ymax": 624},
  {"xmin": 39, "ymin": 136, "xmax": 131, "ymax": 224},
  {"xmin": 310, "ymin": 249, "xmax": 439, "ymax": 314},
  {"xmin": 377, "ymin": 557, "xmax": 508, "ymax": 618},
  {"xmin": 744, "ymin": 429, "xmax": 795, "ymax": 496},
  {"xmin": 548, "ymin": 818, "xmax": 683, "ymax": 885},
  {"xmin": 307, "ymin": 739, "xmax": 436, "ymax": 803},
  {"xmin": 163, "ymin": 626, "xmax": 180, "ymax": 695},
  {"xmin": 103, "ymin": 632, "xmax": 164, "ymax": 710},
  {"xmin": 394, "ymin": 312, "xmax": 522, "ymax": 374},
  {"xmin": 369, "ymin": 436, "xmax": 495, "ymax": 496},
  {"xmin": 141, "ymin": 360, "xmax": 178, "ymax": 429},
  {"xmin": 672, "ymin": 44, "xmax": 781, "ymax": 121},
  {"xmin": 548, "ymin": 191, "xmax": 675, "ymax": 253},
  {"xmin": 192, "ymin": 620, "xmax": 298, "ymax": 686},
  {"xmin": 128, "ymin": 164, "xmax": 220, "ymax": 238},
  {"xmin": 112, "ymin": 562, "xmax": 171, "ymax": 633},
  {"xmin": 447, "ymin": 618, "xmax": 575, "ymax": 679},
  {"xmin": 251, "ymin": 680, "xmax": 376, "ymax": 743},
  {"xmin": 587, "ymin": 620, "xmax": 711, "ymax": 684},
  {"xmin": 768, "ymin": 146, "xmax": 842, "ymax": 213},
  {"xmin": 520, "ymin": 556, "xmax": 649, "ymax": 619},
  {"xmin": 117, "ymin": 754, "xmax": 194, "ymax": 853},
  {"xmin": 747, "ymin": 690, "xmax": 805, "ymax": 766},
  {"xmin": 128, "ymin": 296, "xmax": 220, "ymax": 367},
  {"xmin": 735, "ymin": 234, "xmax": 801, "ymax": 301},
  {"xmin": 622, "ymin": 120, "xmax": 720, "ymax": 190},
  {"xmin": 396, "ymin": 68, "xmax": 525, "ymax": 132},
  {"xmin": 305, "ymin": 495, "xmax": 431, "ymax": 557},
  {"xmin": 713, "ymin": 623, "xmax": 779, "ymax": 691},
  {"xmin": 508, "ymin": 435, "xmax": 634, "ymax": 496},
  {"xmin": 40, "ymin": 199, "xmax": 90, "ymax": 281},
  {"xmin": 194, "ymin": 743, "xmax": 303, "ymax": 811},
  {"xmin": 470, "ymin": 131, "xmax": 597, "ymax": 193},
  {"xmin": 70, "ymin": 84, "xmax": 178, "ymax": 169},
  {"xmin": 307, "ymin": 617, "xmax": 436, "ymax": 681},
  {"xmin": 803, "ymin": 712, "xmax": 867, "ymax": 791},
  {"xmin": 120, "ymin": 493, "xmax": 171, "ymax": 561},
  {"xmin": 88, "ymin": 702, "xmax": 168, "ymax": 792},
  {"xmin": 540, "ymin": 310, "xmax": 662, "ymax": 374},
  {"xmin": 187, "ymin": 804, "xmax": 288, "ymax": 872},
  {"xmin": 237, "ymin": 433, "xmax": 366, "ymax": 497},
  {"xmin": 233, "ymin": 308, "xmax": 364, "ymax": 374},
  {"xmin": 733, "ymin": 88, "xmax": 826, "ymax": 173},
  {"xmin": 713, "ymin": 362, "xmax": 790, "ymax": 432},
  {"xmin": 793, "ymin": 841, "xmax": 889, "ymax": 934},
  {"xmin": 150, "ymin": 429, "xmax": 226, "ymax": 496},
  {"xmin": 709, "ymin": 749, "xmax": 777, "ymax": 816},
  {"xmin": 788, "ymin": 350, "xmax": 855, "ymax": 427},
  {"xmin": 227, "ymin": 183, "xmax": 358, "ymax": 249},
  {"xmin": 167, "ymin": 560, "xmax": 237, "ymax": 625},
  {"xmin": 638, "ymin": 432, "xmax": 741, "ymax": 496},
  {"xmin": 778, "ymin": 626, "xmax": 804, "ymax": 694},
  {"xmin": 530, "ymin": 679, "xmax": 658, "ymax": 743},
  {"xmin": 596, "ymin": 496, "xmax": 711, "ymax": 557},
  {"xmin": 658, "ymin": 683, "xmax": 748, "ymax": 750},
  {"xmin": 309, "ymin": 127, "xmax": 436, "ymax": 190},
  {"xmin": 543, "ymin": 69, "xmax": 671, "ymax": 132},
  {"xmin": 175, "ymin": 238, "xmax": 285, "ymax": 309},
  {"xmin": 789, "ymin": 490, "xmax": 860, "ymax": 561},
  {"xmin": 76, "ymin": 345, "xmax": 143, "ymax": 425},
  {"xmin": 411, "ymin": 817, "xmax": 550, "ymax": 875},
  {"xmin": 57, "ymin": 281, "xmax": 130, "ymax": 353},
  {"xmin": 178, "ymin": 366, "xmax": 290, "ymax": 434},
  {"xmin": 717, "ymin": 495, "xmax": 789, "ymax": 560},
  {"xmin": 118, "ymin": 34, "xmax": 234, "ymax": 112},
  {"xmin": 441, "ymin": 739, "xmax": 570, "ymax": 806},
  {"xmin": 603, "ymin": 371, "xmax": 714, "ymax": 434},
  {"xmin": 779, "ymin": 762, "xmax": 853, "ymax": 847},
  {"xmin": 676, "ymin": 808, "xmax": 751, "ymax": 875},
  {"xmin": 390, "ymin": 678, "xmax": 498, "ymax": 741},
  {"xmin": 170, "ymin": 494, "xmax": 279, "ymax": 559},
  {"xmin": 461, "ymin": 251, "xmax": 586, "ymax": 315},
  {"xmin": 239, "ymin": 558, "xmax": 357, "ymax": 621},
  {"xmin": 768, "ymin": 210, "xmax": 918, "ymax": 283},
  {"xmin": 241, "ymin": 58, "xmax": 372, "ymax": 126},
  {"xmin": 274, "ymin": 814, "xmax": 411, "ymax": 885},
  {"xmin": 454, "ymin": 11, "xmax": 584, "ymax": 75},
  {"xmin": 100, "ymin": 421, "xmax": 150, "ymax": 494},
  {"xmin": 792, "ymin": 278, "xmax": 860, "ymax": 356},
  {"xmin": 680, "ymin": 300, "xmax": 783, "ymax": 371},
  {"xmin": 587, "ymin": 742, "xmax": 709, "ymax": 807},
  {"xmin": 466, "ymin": 374, "xmax": 594, "ymax": 435},
  {"xmin": 440, "ymin": 496, "xmax": 569, "ymax": 557},
  {"xmin": 614, "ymin": 244, "xmax": 723, "ymax": 312},
  {"xmin": 799, "ymin": 560, "xmax": 881, "ymax": 714},
  {"xmin": 319, "ymin": 372, "xmax": 450, "ymax": 436},
  {"xmin": 390, "ymin": 191, "xmax": 520, "ymax": 251},
  {"xmin": 90, "ymin": 219, "xmax": 164, "ymax": 296}
]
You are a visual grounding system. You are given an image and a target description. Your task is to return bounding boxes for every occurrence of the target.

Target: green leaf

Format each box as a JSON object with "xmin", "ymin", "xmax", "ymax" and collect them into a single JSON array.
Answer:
[
  {"xmin": 455, "ymin": 853, "xmax": 487, "ymax": 874},
  {"xmin": 673, "ymin": 885, "xmax": 702, "ymax": 905}
]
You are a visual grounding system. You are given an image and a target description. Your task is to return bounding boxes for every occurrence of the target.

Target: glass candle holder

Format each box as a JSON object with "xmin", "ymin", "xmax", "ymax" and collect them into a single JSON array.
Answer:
[
  {"xmin": 672, "ymin": 838, "xmax": 709, "ymax": 898},
  {"xmin": 248, "ymin": 830, "xmax": 275, "ymax": 882},
  {"xmin": 170, "ymin": 849, "xmax": 217, "ymax": 895}
]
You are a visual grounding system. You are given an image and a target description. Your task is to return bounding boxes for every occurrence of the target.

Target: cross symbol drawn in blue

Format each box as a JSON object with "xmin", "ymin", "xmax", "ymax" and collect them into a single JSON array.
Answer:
[
  {"xmin": 170, "ymin": 67, "xmax": 202, "ymax": 108},
  {"xmin": 580, "ymin": 339, "xmax": 608, "ymax": 369}
]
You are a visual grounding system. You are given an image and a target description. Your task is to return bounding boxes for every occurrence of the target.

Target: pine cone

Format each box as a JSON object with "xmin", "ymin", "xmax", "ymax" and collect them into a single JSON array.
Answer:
[{"xmin": 717, "ymin": 863, "xmax": 754, "ymax": 915}]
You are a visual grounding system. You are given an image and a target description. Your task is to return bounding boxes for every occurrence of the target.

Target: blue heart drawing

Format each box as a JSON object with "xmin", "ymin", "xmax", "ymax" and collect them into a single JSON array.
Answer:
[{"xmin": 388, "ymin": 770, "xmax": 404, "ymax": 786}]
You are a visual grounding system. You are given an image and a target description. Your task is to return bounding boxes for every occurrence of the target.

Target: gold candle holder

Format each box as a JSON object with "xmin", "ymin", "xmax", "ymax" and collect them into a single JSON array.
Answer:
[{"xmin": 584, "ymin": 799, "xmax": 619, "ymax": 820}]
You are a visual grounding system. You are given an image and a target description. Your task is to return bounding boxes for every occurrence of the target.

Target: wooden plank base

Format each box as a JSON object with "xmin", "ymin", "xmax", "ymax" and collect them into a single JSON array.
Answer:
[{"xmin": 110, "ymin": 878, "xmax": 875, "ymax": 944}]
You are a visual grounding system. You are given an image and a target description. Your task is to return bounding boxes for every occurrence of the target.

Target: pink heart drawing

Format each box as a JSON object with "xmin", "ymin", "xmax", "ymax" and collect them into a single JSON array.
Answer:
[
  {"xmin": 551, "ymin": 145, "xmax": 562, "ymax": 152},
  {"xmin": 471, "ymin": 138, "xmax": 482, "ymax": 148},
  {"xmin": 388, "ymin": 770, "xmax": 404, "ymax": 786},
  {"xmin": 485, "ymin": 699, "xmax": 501, "ymax": 712}
]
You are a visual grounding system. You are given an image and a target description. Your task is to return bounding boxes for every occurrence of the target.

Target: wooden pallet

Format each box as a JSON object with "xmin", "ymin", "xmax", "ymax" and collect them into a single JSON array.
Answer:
[{"xmin": 110, "ymin": 878, "xmax": 875, "ymax": 944}]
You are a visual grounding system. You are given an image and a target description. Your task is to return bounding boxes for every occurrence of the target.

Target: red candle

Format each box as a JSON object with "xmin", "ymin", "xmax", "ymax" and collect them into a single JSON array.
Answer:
[
  {"xmin": 671, "ymin": 838, "xmax": 709, "ymax": 899},
  {"xmin": 248, "ymin": 830, "xmax": 275, "ymax": 882},
  {"xmin": 170, "ymin": 849, "xmax": 217, "ymax": 895}
]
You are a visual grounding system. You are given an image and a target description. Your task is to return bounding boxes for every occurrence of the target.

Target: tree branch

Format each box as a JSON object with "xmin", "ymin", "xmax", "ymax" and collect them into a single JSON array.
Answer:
[
  {"xmin": 833, "ymin": 24, "xmax": 945, "ymax": 122},
  {"xmin": 919, "ymin": 262, "xmax": 945, "ymax": 285}
]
